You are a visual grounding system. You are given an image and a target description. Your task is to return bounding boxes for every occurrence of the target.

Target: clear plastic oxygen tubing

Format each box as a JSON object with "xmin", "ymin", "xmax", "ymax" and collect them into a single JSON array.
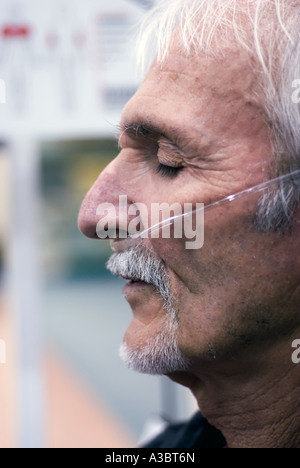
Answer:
[{"xmin": 133, "ymin": 169, "xmax": 300, "ymax": 239}]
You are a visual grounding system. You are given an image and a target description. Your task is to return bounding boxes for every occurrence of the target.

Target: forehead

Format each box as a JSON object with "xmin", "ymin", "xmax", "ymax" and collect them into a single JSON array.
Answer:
[{"xmin": 121, "ymin": 42, "xmax": 261, "ymax": 143}]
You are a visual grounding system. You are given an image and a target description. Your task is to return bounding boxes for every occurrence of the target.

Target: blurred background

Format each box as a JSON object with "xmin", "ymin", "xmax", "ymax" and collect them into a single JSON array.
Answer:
[{"xmin": 0, "ymin": 0, "xmax": 196, "ymax": 448}]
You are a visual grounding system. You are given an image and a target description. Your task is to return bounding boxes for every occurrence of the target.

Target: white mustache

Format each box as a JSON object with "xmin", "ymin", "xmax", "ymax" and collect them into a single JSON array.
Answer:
[{"xmin": 106, "ymin": 244, "xmax": 172, "ymax": 308}]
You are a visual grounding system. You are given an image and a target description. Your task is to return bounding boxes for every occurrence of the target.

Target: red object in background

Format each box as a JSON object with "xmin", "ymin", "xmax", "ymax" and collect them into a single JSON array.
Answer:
[{"xmin": 1, "ymin": 25, "xmax": 31, "ymax": 38}]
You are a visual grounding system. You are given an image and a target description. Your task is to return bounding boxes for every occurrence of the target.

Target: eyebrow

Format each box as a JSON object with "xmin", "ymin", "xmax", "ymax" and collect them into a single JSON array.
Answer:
[{"xmin": 118, "ymin": 120, "xmax": 183, "ymax": 147}]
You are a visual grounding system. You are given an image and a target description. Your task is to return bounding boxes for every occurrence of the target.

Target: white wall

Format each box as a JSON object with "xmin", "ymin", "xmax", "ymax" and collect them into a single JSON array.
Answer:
[{"xmin": 0, "ymin": 0, "xmax": 145, "ymax": 138}]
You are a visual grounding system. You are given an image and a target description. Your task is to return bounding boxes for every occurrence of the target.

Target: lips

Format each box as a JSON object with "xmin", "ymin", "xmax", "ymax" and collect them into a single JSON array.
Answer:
[
  {"xmin": 129, "ymin": 279, "xmax": 146, "ymax": 284},
  {"xmin": 118, "ymin": 273, "xmax": 153, "ymax": 294},
  {"xmin": 118, "ymin": 273, "xmax": 149, "ymax": 286},
  {"xmin": 122, "ymin": 279, "xmax": 152, "ymax": 299}
]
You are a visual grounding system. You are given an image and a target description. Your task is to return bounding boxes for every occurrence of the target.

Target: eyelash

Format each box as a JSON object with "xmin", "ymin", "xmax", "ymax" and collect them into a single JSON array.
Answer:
[
  {"xmin": 156, "ymin": 163, "xmax": 182, "ymax": 178},
  {"xmin": 118, "ymin": 124, "xmax": 183, "ymax": 178}
]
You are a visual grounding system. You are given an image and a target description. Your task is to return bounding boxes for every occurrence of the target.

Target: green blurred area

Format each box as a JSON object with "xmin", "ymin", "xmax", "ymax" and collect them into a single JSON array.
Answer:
[
  {"xmin": 39, "ymin": 139, "xmax": 169, "ymax": 439},
  {"xmin": 40, "ymin": 139, "xmax": 118, "ymax": 282}
]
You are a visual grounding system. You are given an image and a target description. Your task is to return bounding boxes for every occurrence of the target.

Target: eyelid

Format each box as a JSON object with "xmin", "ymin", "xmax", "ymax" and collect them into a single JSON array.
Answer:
[
  {"xmin": 118, "ymin": 125, "xmax": 184, "ymax": 179},
  {"xmin": 157, "ymin": 137, "xmax": 184, "ymax": 167},
  {"xmin": 156, "ymin": 163, "xmax": 183, "ymax": 178}
]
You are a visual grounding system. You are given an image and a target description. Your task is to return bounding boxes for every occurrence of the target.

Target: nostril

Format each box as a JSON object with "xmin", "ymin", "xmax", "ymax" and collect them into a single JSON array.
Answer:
[
  {"xmin": 78, "ymin": 186, "xmax": 131, "ymax": 240},
  {"xmin": 78, "ymin": 210, "xmax": 123, "ymax": 240},
  {"xmin": 78, "ymin": 219, "xmax": 98, "ymax": 239},
  {"xmin": 78, "ymin": 210, "xmax": 99, "ymax": 239}
]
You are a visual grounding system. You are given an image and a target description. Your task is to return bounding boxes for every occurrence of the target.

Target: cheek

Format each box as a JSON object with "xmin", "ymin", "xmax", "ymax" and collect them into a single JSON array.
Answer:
[{"xmin": 152, "ymin": 217, "xmax": 300, "ymax": 360}]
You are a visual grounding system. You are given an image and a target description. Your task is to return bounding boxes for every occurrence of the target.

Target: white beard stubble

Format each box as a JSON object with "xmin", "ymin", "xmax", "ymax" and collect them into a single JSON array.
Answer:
[{"xmin": 106, "ymin": 244, "xmax": 189, "ymax": 375}]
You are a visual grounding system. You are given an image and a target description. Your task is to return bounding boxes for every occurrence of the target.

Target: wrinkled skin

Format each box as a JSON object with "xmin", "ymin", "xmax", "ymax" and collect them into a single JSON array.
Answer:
[{"xmin": 78, "ymin": 41, "xmax": 300, "ymax": 448}]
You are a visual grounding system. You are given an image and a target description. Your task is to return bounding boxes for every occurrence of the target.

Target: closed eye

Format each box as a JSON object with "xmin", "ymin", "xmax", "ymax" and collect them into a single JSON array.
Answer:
[{"xmin": 156, "ymin": 163, "xmax": 183, "ymax": 178}]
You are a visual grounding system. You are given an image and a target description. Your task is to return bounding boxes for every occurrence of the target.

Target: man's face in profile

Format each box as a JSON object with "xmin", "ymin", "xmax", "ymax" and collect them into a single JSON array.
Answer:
[{"xmin": 78, "ymin": 38, "xmax": 300, "ymax": 378}]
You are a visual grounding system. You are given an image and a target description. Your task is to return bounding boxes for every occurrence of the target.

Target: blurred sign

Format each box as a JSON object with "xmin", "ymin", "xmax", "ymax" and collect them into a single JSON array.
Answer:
[
  {"xmin": 2, "ymin": 25, "xmax": 31, "ymax": 38},
  {"xmin": 0, "ymin": 0, "xmax": 147, "ymax": 138}
]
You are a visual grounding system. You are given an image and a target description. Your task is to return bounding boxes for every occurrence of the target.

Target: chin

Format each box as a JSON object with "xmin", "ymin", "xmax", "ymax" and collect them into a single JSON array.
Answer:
[{"xmin": 118, "ymin": 320, "xmax": 189, "ymax": 376}]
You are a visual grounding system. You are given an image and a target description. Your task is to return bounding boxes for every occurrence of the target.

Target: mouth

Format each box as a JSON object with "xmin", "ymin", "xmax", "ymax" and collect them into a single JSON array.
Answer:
[
  {"xmin": 116, "ymin": 274, "xmax": 154, "ymax": 298},
  {"xmin": 128, "ymin": 279, "xmax": 146, "ymax": 284},
  {"xmin": 122, "ymin": 279, "xmax": 152, "ymax": 302},
  {"xmin": 119, "ymin": 274, "xmax": 150, "ymax": 286}
]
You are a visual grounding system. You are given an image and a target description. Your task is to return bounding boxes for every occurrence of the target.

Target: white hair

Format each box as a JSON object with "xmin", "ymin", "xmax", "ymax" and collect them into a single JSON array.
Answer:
[
  {"xmin": 136, "ymin": 0, "xmax": 300, "ymax": 231},
  {"xmin": 107, "ymin": 244, "xmax": 189, "ymax": 374},
  {"xmin": 119, "ymin": 319, "xmax": 188, "ymax": 375},
  {"xmin": 136, "ymin": 0, "xmax": 294, "ymax": 76}
]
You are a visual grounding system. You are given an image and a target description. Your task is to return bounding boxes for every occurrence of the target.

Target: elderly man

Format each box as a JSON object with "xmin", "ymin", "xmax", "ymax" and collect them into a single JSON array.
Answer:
[{"xmin": 78, "ymin": 0, "xmax": 300, "ymax": 448}]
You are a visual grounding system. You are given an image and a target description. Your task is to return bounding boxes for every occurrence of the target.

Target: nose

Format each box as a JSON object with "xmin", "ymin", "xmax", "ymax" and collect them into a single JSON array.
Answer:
[{"xmin": 78, "ymin": 158, "xmax": 130, "ymax": 240}]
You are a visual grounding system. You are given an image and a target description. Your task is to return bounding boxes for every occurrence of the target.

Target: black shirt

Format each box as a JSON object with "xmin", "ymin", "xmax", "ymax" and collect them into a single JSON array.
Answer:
[{"xmin": 142, "ymin": 412, "xmax": 226, "ymax": 449}]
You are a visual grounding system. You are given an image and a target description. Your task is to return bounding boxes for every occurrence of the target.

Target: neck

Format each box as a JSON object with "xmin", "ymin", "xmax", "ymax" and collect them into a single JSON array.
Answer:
[{"xmin": 170, "ymin": 334, "xmax": 300, "ymax": 448}]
